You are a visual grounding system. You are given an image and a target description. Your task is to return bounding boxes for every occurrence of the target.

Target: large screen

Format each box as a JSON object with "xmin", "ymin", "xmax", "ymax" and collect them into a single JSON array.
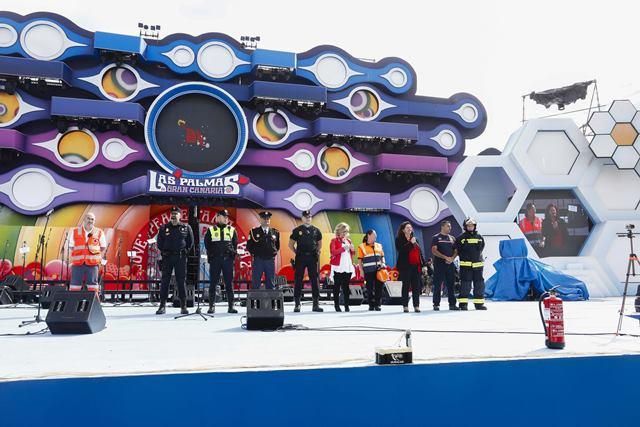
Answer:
[
  {"xmin": 155, "ymin": 93, "xmax": 239, "ymax": 173},
  {"xmin": 515, "ymin": 189, "xmax": 593, "ymax": 257}
]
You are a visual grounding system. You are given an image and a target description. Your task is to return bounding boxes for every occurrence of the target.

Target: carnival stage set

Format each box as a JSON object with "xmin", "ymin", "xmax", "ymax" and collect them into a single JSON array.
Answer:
[{"xmin": 0, "ymin": 11, "xmax": 638, "ymax": 427}]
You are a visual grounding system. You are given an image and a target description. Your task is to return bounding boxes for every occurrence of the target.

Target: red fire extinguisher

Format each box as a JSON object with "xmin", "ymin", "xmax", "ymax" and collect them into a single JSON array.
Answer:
[{"xmin": 538, "ymin": 287, "xmax": 565, "ymax": 349}]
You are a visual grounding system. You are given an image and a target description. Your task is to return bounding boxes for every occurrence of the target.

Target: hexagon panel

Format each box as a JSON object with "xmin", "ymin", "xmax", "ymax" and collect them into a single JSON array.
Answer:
[
  {"xmin": 443, "ymin": 155, "xmax": 529, "ymax": 224},
  {"xmin": 587, "ymin": 100, "xmax": 640, "ymax": 176},
  {"xmin": 612, "ymin": 146, "xmax": 639, "ymax": 169},
  {"xmin": 609, "ymin": 100, "xmax": 636, "ymax": 122},
  {"xmin": 588, "ymin": 111, "xmax": 615, "ymax": 134},
  {"xmin": 464, "ymin": 167, "xmax": 516, "ymax": 213},
  {"xmin": 503, "ymin": 119, "xmax": 592, "ymax": 188},
  {"xmin": 590, "ymin": 134, "xmax": 617, "ymax": 158}
]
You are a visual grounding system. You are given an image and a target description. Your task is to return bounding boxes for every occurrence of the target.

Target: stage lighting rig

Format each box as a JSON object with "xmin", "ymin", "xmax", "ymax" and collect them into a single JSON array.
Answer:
[{"xmin": 240, "ymin": 35, "xmax": 261, "ymax": 50}]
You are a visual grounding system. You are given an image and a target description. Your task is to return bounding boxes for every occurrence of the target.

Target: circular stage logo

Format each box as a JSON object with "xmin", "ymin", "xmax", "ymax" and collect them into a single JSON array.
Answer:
[{"xmin": 145, "ymin": 82, "xmax": 247, "ymax": 177}]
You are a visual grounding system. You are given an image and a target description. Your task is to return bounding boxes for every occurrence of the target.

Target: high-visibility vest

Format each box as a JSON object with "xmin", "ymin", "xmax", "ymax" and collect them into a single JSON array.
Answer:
[
  {"xmin": 209, "ymin": 225, "xmax": 235, "ymax": 241},
  {"xmin": 70, "ymin": 227, "xmax": 103, "ymax": 266},
  {"xmin": 519, "ymin": 217, "xmax": 543, "ymax": 244},
  {"xmin": 357, "ymin": 242, "xmax": 384, "ymax": 273}
]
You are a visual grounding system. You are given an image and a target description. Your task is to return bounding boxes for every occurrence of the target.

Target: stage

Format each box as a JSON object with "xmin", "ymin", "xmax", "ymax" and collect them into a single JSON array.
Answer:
[
  {"xmin": 0, "ymin": 296, "xmax": 637, "ymax": 381},
  {"xmin": 1, "ymin": 296, "xmax": 639, "ymax": 427}
]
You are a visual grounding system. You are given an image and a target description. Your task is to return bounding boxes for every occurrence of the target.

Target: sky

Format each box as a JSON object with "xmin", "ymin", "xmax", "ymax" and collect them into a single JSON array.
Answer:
[{"xmin": 9, "ymin": 0, "xmax": 640, "ymax": 154}]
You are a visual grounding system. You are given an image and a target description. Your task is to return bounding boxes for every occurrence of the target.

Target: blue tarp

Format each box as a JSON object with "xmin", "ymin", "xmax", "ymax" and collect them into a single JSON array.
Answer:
[{"xmin": 485, "ymin": 238, "xmax": 589, "ymax": 301}]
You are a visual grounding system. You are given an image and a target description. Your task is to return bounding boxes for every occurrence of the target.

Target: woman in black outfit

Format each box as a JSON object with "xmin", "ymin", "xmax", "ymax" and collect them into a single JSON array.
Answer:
[{"xmin": 395, "ymin": 221, "xmax": 425, "ymax": 313}]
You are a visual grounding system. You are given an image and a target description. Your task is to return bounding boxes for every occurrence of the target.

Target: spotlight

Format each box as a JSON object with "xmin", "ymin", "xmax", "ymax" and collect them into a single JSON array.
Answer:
[
  {"xmin": 2, "ymin": 80, "xmax": 17, "ymax": 95},
  {"xmin": 56, "ymin": 118, "xmax": 68, "ymax": 134},
  {"xmin": 118, "ymin": 121, "xmax": 129, "ymax": 135},
  {"xmin": 256, "ymin": 103, "xmax": 267, "ymax": 114}
]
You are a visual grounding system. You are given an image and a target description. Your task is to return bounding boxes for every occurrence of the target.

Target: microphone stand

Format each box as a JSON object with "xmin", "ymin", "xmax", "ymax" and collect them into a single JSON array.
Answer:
[
  {"xmin": 20, "ymin": 211, "xmax": 53, "ymax": 326},
  {"xmin": 20, "ymin": 242, "xmax": 28, "ymax": 281},
  {"xmin": 99, "ymin": 242, "xmax": 111, "ymax": 302},
  {"xmin": 127, "ymin": 250, "xmax": 142, "ymax": 306},
  {"xmin": 113, "ymin": 238, "xmax": 124, "ymax": 305},
  {"xmin": 0, "ymin": 240, "xmax": 8, "ymax": 281},
  {"xmin": 59, "ymin": 230, "xmax": 68, "ymax": 282}
]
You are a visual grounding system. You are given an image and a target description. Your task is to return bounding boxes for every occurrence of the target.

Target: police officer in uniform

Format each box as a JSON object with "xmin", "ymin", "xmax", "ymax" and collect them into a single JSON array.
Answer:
[
  {"xmin": 455, "ymin": 217, "xmax": 487, "ymax": 311},
  {"xmin": 288, "ymin": 210, "xmax": 323, "ymax": 313},
  {"xmin": 204, "ymin": 209, "xmax": 238, "ymax": 314},
  {"xmin": 155, "ymin": 206, "xmax": 194, "ymax": 315},
  {"xmin": 247, "ymin": 211, "xmax": 280, "ymax": 289}
]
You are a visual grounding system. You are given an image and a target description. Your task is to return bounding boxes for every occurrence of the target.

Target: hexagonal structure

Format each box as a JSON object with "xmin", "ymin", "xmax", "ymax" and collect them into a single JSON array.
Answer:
[
  {"xmin": 577, "ymin": 161, "xmax": 640, "ymax": 221},
  {"xmin": 587, "ymin": 111, "xmax": 615, "ymax": 134},
  {"xmin": 590, "ymin": 134, "xmax": 617, "ymax": 158},
  {"xmin": 464, "ymin": 167, "xmax": 516, "ymax": 213},
  {"xmin": 632, "ymin": 111, "xmax": 640, "ymax": 133},
  {"xmin": 609, "ymin": 100, "xmax": 637, "ymax": 122},
  {"xmin": 580, "ymin": 220, "xmax": 640, "ymax": 295},
  {"xmin": 443, "ymin": 155, "xmax": 529, "ymax": 224},
  {"xmin": 503, "ymin": 119, "xmax": 592, "ymax": 188},
  {"xmin": 611, "ymin": 146, "xmax": 639, "ymax": 169},
  {"xmin": 516, "ymin": 189, "xmax": 594, "ymax": 258},
  {"xmin": 611, "ymin": 123, "xmax": 637, "ymax": 146}
]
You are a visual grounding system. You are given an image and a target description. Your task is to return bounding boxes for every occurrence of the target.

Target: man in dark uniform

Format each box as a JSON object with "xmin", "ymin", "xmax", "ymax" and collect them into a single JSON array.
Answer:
[
  {"xmin": 288, "ymin": 210, "xmax": 323, "ymax": 313},
  {"xmin": 156, "ymin": 206, "xmax": 194, "ymax": 315},
  {"xmin": 455, "ymin": 217, "xmax": 487, "ymax": 311},
  {"xmin": 430, "ymin": 220, "xmax": 459, "ymax": 311},
  {"xmin": 247, "ymin": 211, "xmax": 280, "ymax": 289},
  {"xmin": 204, "ymin": 209, "xmax": 238, "ymax": 314}
]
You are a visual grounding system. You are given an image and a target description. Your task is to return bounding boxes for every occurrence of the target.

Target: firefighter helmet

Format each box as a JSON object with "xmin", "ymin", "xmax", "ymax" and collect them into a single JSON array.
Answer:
[{"xmin": 463, "ymin": 217, "xmax": 477, "ymax": 228}]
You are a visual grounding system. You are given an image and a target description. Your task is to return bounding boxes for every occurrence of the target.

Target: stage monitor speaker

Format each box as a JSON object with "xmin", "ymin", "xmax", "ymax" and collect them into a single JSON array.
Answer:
[
  {"xmin": 40, "ymin": 285, "xmax": 63, "ymax": 309},
  {"xmin": 0, "ymin": 286, "xmax": 13, "ymax": 305},
  {"xmin": 382, "ymin": 281, "xmax": 404, "ymax": 305},
  {"xmin": 45, "ymin": 291, "xmax": 106, "ymax": 334},
  {"xmin": 246, "ymin": 289, "xmax": 284, "ymax": 330},
  {"xmin": 172, "ymin": 284, "xmax": 195, "ymax": 307},
  {"xmin": 2, "ymin": 274, "xmax": 28, "ymax": 291},
  {"xmin": 339, "ymin": 285, "xmax": 364, "ymax": 306}
]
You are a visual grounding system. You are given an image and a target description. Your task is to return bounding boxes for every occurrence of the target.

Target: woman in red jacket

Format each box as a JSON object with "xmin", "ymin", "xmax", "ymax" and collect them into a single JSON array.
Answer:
[{"xmin": 330, "ymin": 222, "xmax": 355, "ymax": 312}]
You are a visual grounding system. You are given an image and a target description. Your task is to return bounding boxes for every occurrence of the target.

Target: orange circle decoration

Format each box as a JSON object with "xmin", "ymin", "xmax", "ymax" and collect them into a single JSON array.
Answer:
[
  {"xmin": 57, "ymin": 130, "xmax": 98, "ymax": 165},
  {"xmin": 0, "ymin": 91, "xmax": 20, "ymax": 124},
  {"xmin": 320, "ymin": 146, "xmax": 351, "ymax": 178},
  {"xmin": 350, "ymin": 89, "xmax": 379, "ymax": 119},
  {"xmin": 255, "ymin": 111, "xmax": 288, "ymax": 143},
  {"xmin": 101, "ymin": 66, "xmax": 138, "ymax": 100}
]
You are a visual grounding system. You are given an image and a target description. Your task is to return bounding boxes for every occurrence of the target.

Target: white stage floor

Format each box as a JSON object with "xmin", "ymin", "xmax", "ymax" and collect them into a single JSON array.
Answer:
[{"xmin": 0, "ymin": 296, "xmax": 638, "ymax": 382}]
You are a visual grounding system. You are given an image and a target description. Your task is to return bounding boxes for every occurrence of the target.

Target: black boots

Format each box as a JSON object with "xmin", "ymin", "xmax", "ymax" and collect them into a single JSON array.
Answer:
[
  {"xmin": 294, "ymin": 302, "xmax": 301, "ymax": 313},
  {"xmin": 180, "ymin": 301, "xmax": 188, "ymax": 315},
  {"xmin": 334, "ymin": 304, "xmax": 342, "ymax": 312},
  {"xmin": 207, "ymin": 303, "xmax": 215, "ymax": 314},
  {"xmin": 228, "ymin": 300, "xmax": 238, "ymax": 314},
  {"xmin": 449, "ymin": 305, "xmax": 460, "ymax": 311},
  {"xmin": 156, "ymin": 302, "xmax": 166, "ymax": 315},
  {"xmin": 312, "ymin": 300, "xmax": 323, "ymax": 312},
  {"xmin": 459, "ymin": 303, "xmax": 468, "ymax": 311},
  {"xmin": 475, "ymin": 303, "xmax": 488, "ymax": 311},
  {"xmin": 433, "ymin": 305, "xmax": 440, "ymax": 311}
]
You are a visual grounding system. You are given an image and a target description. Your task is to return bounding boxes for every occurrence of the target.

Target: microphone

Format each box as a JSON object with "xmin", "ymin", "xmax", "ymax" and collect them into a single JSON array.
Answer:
[{"xmin": 45, "ymin": 208, "xmax": 54, "ymax": 217}]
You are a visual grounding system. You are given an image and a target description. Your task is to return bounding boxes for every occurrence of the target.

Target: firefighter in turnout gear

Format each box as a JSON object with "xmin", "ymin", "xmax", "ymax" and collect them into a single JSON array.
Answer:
[
  {"xmin": 455, "ymin": 217, "xmax": 488, "ymax": 311},
  {"xmin": 204, "ymin": 209, "xmax": 238, "ymax": 314}
]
